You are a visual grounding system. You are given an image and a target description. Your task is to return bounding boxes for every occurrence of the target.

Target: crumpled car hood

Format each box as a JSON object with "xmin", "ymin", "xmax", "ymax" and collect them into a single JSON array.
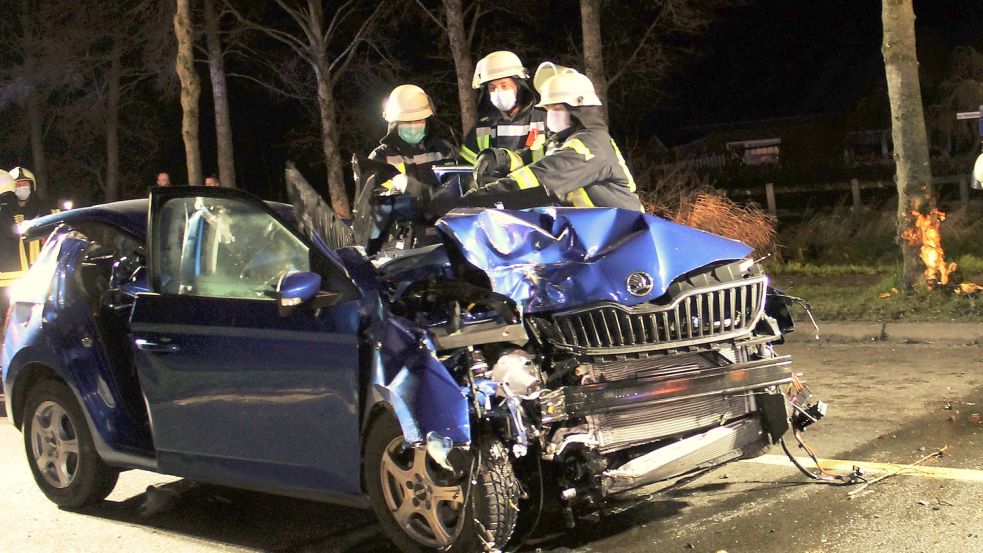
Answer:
[{"xmin": 436, "ymin": 207, "xmax": 753, "ymax": 313}]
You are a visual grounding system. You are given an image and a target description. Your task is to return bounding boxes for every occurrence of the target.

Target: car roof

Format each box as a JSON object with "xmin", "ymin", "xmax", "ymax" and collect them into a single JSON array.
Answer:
[{"xmin": 23, "ymin": 198, "xmax": 295, "ymax": 242}]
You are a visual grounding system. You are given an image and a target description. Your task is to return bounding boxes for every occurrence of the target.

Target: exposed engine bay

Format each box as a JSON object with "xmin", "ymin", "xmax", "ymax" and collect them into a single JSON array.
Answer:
[{"xmin": 384, "ymin": 252, "xmax": 823, "ymax": 526}]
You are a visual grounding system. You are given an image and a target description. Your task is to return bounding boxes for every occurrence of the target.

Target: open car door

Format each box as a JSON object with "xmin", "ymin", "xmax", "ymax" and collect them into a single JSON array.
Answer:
[{"xmin": 129, "ymin": 187, "xmax": 364, "ymax": 501}]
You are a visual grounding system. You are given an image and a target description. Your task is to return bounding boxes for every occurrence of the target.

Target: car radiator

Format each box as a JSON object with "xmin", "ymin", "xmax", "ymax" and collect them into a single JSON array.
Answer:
[{"xmin": 589, "ymin": 392, "xmax": 754, "ymax": 452}]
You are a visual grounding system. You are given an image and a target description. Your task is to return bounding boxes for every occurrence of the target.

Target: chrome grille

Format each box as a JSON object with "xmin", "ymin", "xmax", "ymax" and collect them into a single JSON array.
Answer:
[
  {"xmin": 544, "ymin": 276, "xmax": 767, "ymax": 355},
  {"xmin": 589, "ymin": 393, "xmax": 753, "ymax": 452}
]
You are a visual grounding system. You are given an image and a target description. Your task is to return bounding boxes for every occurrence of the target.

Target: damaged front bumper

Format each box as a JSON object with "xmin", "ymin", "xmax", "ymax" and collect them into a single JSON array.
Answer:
[
  {"xmin": 602, "ymin": 417, "xmax": 766, "ymax": 494},
  {"xmin": 540, "ymin": 355, "xmax": 795, "ymax": 496}
]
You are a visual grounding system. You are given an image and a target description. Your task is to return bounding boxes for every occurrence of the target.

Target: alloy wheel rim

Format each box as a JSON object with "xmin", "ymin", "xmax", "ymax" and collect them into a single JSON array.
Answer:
[
  {"xmin": 379, "ymin": 437, "xmax": 465, "ymax": 547},
  {"xmin": 30, "ymin": 401, "xmax": 80, "ymax": 489}
]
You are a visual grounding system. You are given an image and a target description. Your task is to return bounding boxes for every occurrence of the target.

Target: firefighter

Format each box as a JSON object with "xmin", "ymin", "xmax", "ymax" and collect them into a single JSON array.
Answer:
[
  {"xmin": 9, "ymin": 167, "xmax": 46, "ymax": 220},
  {"xmin": 460, "ymin": 51, "xmax": 547, "ymax": 166},
  {"xmin": 4, "ymin": 167, "xmax": 57, "ymax": 272},
  {"xmin": 368, "ymin": 84, "xmax": 456, "ymax": 195},
  {"xmin": 0, "ymin": 169, "xmax": 19, "ymax": 275},
  {"xmin": 466, "ymin": 70, "xmax": 643, "ymax": 211}
]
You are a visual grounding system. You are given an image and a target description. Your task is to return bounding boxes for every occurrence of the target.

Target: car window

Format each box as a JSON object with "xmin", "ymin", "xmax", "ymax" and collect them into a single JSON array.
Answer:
[{"xmin": 155, "ymin": 196, "xmax": 310, "ymax": 299}]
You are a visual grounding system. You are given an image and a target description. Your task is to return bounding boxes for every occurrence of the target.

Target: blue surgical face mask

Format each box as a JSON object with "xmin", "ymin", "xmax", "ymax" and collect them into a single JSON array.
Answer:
[{"xmin": 398, "ymin": 121, "xmax": 426, "ymax": 144}]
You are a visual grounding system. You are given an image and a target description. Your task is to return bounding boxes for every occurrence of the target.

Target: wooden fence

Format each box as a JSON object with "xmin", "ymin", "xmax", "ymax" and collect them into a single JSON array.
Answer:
[{"xmin": 724, "ymin": 175, "xmax": 974, "ymax": 217}]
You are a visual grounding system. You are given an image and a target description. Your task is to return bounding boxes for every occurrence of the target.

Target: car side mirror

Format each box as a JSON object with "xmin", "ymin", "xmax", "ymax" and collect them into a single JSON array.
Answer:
[{"xmin": 277, "ymin": 271, "xmax": 322, "ymax": 316}]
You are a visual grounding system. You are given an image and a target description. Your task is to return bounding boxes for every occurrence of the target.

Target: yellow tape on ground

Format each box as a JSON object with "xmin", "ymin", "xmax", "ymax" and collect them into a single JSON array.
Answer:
[{"xmin": 744, "ymin": 454, "xmax": 983, "ymax": 483}]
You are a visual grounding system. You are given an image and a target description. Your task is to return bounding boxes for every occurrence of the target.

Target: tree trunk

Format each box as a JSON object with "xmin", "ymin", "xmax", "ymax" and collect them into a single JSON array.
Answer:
[
  {"xmin": 313, "ymin": 56, "xmax": 351, "ymax": 218},
  {"xmin": 19, "ymin": 0, "xmax": 47, "ymax": 202},
  {"xmin": 26, "ymin": 89, "xmax": 48, "ymax": 202},
  {"xmin": 580, "ymin": 0, "xmax": 608, "ymax": 121},
  {"xmin": 174, "ymin": 0, "xmax": 203, "ymax": 186},
  {"xmin": 441, "ymin": 0, "xmax": 477, "ymax": 136},
  {"xmin": 205, "ymin": 0, "xmax": 236, "ymax": 188},
  {"xmin": 105, "ymin": 49, "xmax": 121, "ymax": 202},
  {"xmin": 882, "ymin": 0, "xmax": 934, "ymax": 291}
]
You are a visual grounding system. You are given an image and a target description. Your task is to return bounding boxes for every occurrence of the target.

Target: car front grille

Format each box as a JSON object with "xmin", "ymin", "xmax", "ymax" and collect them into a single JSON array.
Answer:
[{"xmin": 540, "ymin": 276, "xmax": 768, "ymax": 355}]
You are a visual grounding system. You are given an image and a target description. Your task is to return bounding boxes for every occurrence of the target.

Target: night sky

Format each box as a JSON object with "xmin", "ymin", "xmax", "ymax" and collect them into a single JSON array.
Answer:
[
  {"xmin": 5, "ymin": 0, "xmax": 981, "ymax": 202},
  {"xmin": 142, "ymin": 1, "xmax": 983, "ymax": 200},
  {"xmin": 651, "ymin": 0, "xmax": 983, "ymax": 143}
]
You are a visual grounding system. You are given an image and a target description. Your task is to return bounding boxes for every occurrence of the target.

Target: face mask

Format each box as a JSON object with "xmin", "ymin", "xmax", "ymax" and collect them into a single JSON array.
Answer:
[
  {"xmin": 546, "ymin": 109, "xmax": 571, "ymax": 133},
  {"xmin": 490, "ymin": 88, "xmax": 517, "ymax": 112},
  {"xmin": 398, "ymin": 122, "xmax": 426, "ymax": 145},
  {"xmin": 15, "ymin": 187, "xmax": 30, "ymax": 201}
]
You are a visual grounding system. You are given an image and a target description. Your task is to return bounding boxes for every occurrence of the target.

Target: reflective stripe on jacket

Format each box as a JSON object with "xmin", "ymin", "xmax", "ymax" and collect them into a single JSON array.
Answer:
[
  {"xmin": 369, "ymin": 130, "xmax": 457, "ymax": 191},
  {"xmin": 460, "ymin": 107, "xmax": 547, "ymax": 164},
  {"xmin": 498, "ymin": 124, "xmax": 641, "ymax": 210}
]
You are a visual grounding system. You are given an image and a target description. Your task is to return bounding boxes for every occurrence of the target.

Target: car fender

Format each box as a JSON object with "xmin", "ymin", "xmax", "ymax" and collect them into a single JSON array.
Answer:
[
  {"xmin": 5, "ymin": 346, "xmax": 157, "ymax": 471},
  {"xmin": 364, "ymin": 314, "xmax": 470, "ymax": 446}
]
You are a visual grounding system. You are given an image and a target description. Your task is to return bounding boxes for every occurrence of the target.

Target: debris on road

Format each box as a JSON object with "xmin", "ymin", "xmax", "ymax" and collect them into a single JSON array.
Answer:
[{"xmin": 847, "ymin": 445, "xmax": 949, "ymax": 497}]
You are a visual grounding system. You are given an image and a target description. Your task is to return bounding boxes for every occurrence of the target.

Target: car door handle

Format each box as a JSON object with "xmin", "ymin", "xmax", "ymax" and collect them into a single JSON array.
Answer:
[{"xmin": 134, "ymin": 339, "xmax": 181, "ymax": 353}]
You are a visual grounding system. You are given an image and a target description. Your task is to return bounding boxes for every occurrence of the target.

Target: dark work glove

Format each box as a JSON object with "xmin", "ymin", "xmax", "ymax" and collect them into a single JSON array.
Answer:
[{"xmin": 472, "ymin": 148, "xmax": 513, "ymax": 185}]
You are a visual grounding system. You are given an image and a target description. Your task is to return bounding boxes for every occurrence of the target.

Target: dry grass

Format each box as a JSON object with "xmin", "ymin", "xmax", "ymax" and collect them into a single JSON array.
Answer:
[
  {"xmin": 782, "ymin": 200, "xmax": 983, "ymax": 266},
  {"xmin": 640, "ymin": 166, "xmax": 779, "ymax": 259}
]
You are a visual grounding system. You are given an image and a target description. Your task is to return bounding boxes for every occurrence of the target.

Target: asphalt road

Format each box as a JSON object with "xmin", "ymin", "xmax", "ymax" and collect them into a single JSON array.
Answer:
[{"xmin": 1, "ymin": 340, "xmax": 981, "ymax": 553}]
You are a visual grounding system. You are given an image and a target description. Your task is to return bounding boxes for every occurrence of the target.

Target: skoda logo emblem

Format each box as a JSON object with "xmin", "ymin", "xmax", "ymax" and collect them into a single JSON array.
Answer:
[{"xmin": 626, "ymin": 271, "xmax": 654, "ymax": 297}]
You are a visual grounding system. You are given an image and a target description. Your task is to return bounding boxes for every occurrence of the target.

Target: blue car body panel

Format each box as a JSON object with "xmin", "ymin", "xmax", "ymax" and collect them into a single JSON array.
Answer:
[
  {"xmin": 129, "ymin": 293, "xmax": 364, "ymax": 495},
  {"xmin": 24, "ymin": 199, "xmax": 149, "ymax": 240},
  {"xmin": 436, "ymin": 207, "xmax": 753, "ymax": 313},
  {"xmin": 3, "ymin": 230, "xmax": 155, "ymax": 460},
  {"xmin": 365, "ymin": 312, "xmax": 471, "ymax": 445},
  {"xmin": 3, "ymin": 189, "xmax": 758, "ymax": 506}
]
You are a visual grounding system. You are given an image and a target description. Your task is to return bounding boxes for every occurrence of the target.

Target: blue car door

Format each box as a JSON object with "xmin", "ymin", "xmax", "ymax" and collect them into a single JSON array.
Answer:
[{"xmin": 130, "ymin": 188, "xmax": 364, "ymax": 498}]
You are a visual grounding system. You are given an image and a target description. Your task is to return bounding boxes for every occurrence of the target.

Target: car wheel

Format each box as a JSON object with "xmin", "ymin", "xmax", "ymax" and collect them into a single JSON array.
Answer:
[
  {"xmin": 364, "ymin": 413, "xmax": 520, "ymax": 553},
  {"xmin": 22, "ymin": 379, "xmax": 119, "ymax": 508}
]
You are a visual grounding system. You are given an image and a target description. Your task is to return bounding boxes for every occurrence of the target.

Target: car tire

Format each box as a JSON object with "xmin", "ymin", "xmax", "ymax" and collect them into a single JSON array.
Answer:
[
  {"xmin": 364, "ymin": 413, "xmax": 520, "ymax": 553},
  {"xmin": 22, "ymin": 379, "xmax": 119, "ymax": 508}
]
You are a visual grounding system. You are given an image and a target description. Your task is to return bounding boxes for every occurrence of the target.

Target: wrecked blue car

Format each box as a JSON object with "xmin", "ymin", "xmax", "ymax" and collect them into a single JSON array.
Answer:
[{"xmin": 2, "ymin": 173, "xmax": 806, "ymax": 553}]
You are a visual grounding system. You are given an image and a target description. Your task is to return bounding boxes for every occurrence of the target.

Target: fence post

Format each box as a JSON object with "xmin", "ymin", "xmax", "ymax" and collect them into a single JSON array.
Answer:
[
  {"xmin": 765, "ymin": 182, "xmax": 776, "ymax": 216},
  {"xmin": 851, "ymin": 178, "xmax": 861, "ymax": 211},
  {"xmin": 960, "ymin": 174, "xmax": 970, "ymax": 210}
]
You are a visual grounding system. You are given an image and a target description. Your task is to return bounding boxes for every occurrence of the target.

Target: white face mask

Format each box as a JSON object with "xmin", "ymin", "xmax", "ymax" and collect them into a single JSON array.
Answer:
[
  {"xmin": 546, "ymin": 109, "xmax": 571, "ymax": 133},
  {"xmin": 490, "ymin": 88, "xmax": 517, "ymax": 112},
  {"xmin": 15, "ymin": 187, "xmax": 30, "ymax": 201}
]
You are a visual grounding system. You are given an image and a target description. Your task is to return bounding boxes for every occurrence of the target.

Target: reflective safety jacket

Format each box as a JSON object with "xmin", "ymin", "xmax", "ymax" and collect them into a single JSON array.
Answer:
[
  {"xmin": 481, "ymin": 107, "xmax": 642, "ymax": 211},
  {"xmin": 368, "ymin": 123, "xmax": 457, "ymax": 193},
  {"xmin": 0, "ymin": 192, "xmax": 57, "ymax": 279},
  {"xmin": 460, "ymin": 81, "xmax": 547, "ymax": 165}
]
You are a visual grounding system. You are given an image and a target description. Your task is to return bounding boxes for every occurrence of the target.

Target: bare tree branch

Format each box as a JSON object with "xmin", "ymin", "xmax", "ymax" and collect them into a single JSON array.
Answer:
[
  {"xmin": 329, "ymin": 2, "xmax": 386, "ymax": 80},
  {"xmin": 466, "ymin": 2, "xmax": 485, "ymax": 46},
  {"xmin": 324, "ymin": 0, "xmax": 361, "ymax": 44},
  {"xmin": 226, "ymin": 2, "xmax": 310, "ymax": 58},
  {"xmin": 412, "ymin": 0, "xmax": 447, "ymax": 32},
  {"xmin": 273, "ymin": 0, "xmax": 317, "ymax": 44},
  {"xmin": 607, "ymin": 7, "xmax": 667, "ymax": 87},
  {"xmin": 227, "ymin": 71, "xmax": 308, "ymax": 101}
]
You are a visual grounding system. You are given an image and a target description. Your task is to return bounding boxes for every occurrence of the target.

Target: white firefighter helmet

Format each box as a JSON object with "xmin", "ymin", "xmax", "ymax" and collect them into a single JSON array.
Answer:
[
  {"xmin": 9, "ymin": 166, "xmax": 36, "ymax": 189},
  {"xmin": 536, "ymin": 70, "xmax": 602, "ymax": 108},
  {"xmin": 472, "ymin": 51, "xmax": 529, "ymax": 89},
  {"xmin": 974, "ymin": 153, "xmax": 983, "ymax": 190},
  {"xmin": 0, "ymin": 169, "xmax": 14, "ymax": 195},
  {"xmin": 533, "ymin": 62, "xmax": 577, "ymax": 94},
  {"xmin": 383, "ymin": 84, "xmax": 435, "ymax": 123}
]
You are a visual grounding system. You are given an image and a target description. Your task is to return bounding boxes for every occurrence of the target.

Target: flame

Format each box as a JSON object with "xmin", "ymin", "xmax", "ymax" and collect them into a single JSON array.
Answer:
[
  {"xmin": 957, "ymin": 282, "xmax": 983, "ymax": 295},
  {"xmin": 900, "ymin": 209, "xmax": 957, "ymax": 288}
]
